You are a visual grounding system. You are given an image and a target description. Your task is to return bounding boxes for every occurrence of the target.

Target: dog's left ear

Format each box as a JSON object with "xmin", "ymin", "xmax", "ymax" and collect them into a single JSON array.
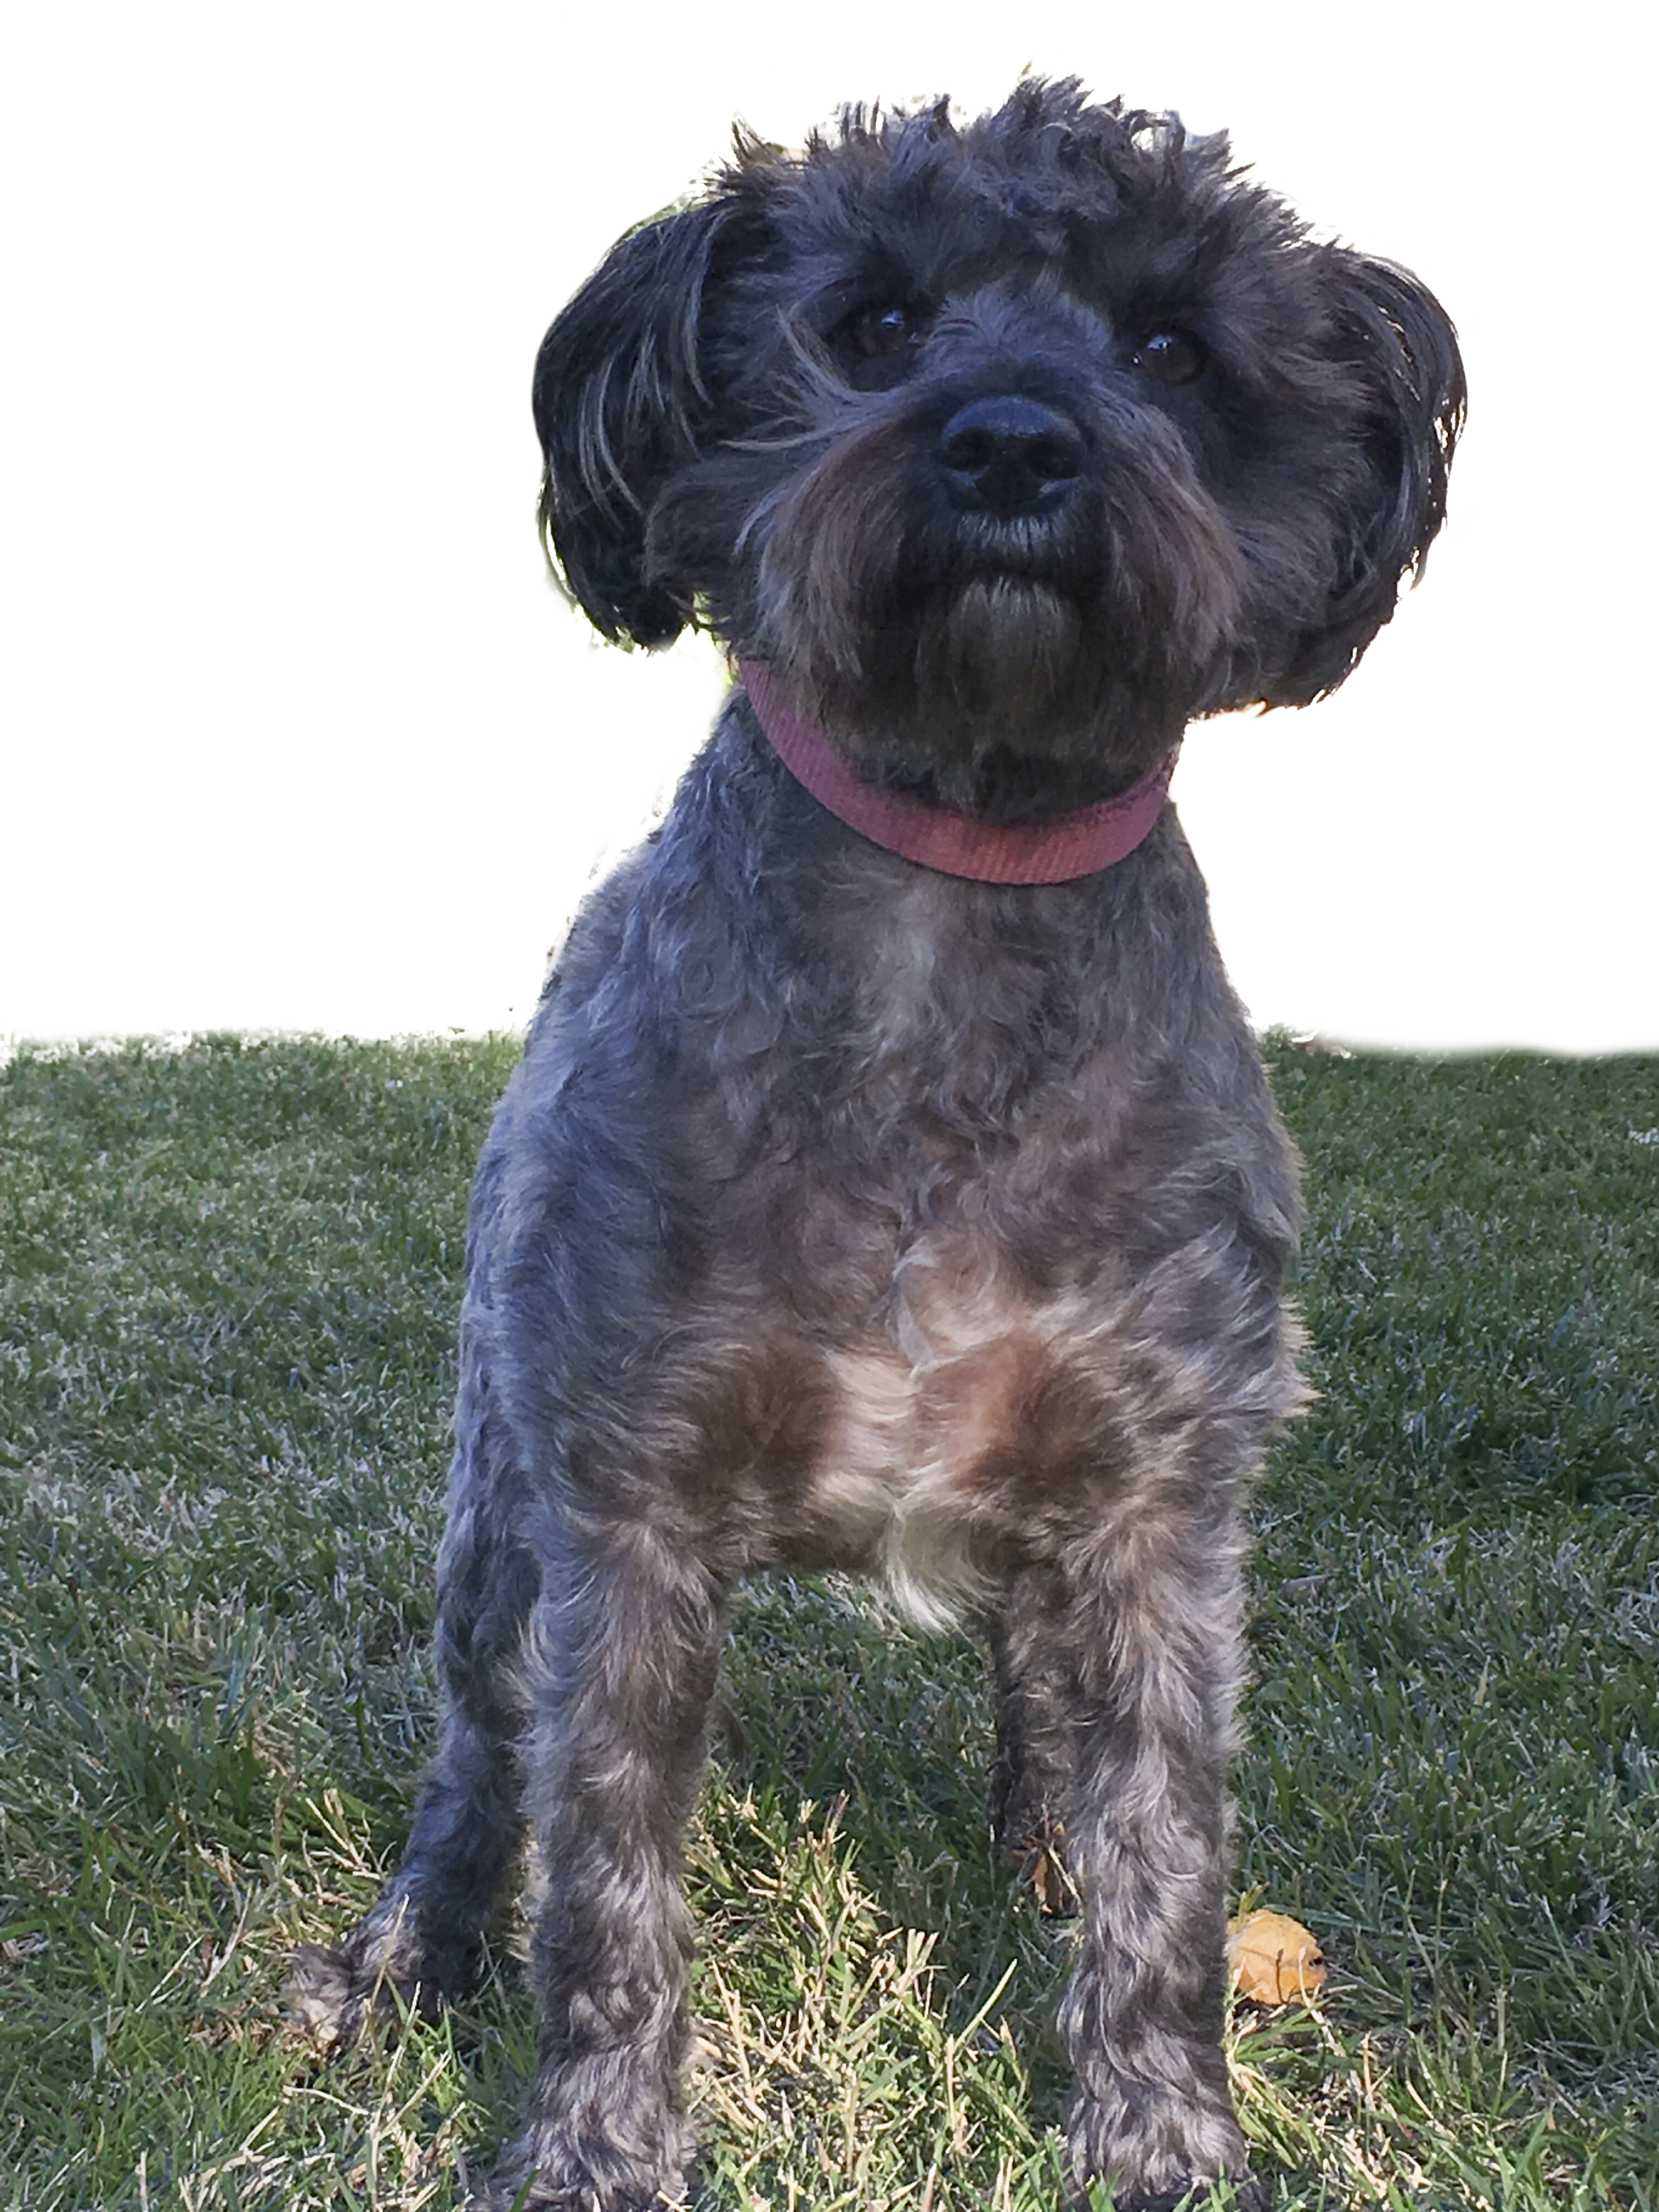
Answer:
[
  {"xmin": 533, "ymin": 196, "xmax": 738, "ymax": 648},
  {"xmin": 1268, "ymin": 253, "xmax": 1466, "ymax": 704}
]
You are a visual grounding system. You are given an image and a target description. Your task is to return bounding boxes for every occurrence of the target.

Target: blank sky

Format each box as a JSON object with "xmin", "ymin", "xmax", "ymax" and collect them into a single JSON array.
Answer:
[{"xmin": 3, "ymin": 2, "xmax": 1652, "ymax": 1049}]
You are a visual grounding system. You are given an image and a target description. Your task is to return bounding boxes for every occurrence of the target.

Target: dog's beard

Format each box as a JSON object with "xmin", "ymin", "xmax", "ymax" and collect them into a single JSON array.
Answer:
[
  {"xmin": 917, "ymin": 575, "xmax": 1084, "ymax": 736},
  {"xmin": 652, "ymin": 395, "xmax": 1248, "ymax": 819}
]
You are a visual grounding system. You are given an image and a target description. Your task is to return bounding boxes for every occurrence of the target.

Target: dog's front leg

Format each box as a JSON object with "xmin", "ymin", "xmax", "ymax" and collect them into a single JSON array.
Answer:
[
  {"xmin": 478, "ymin": 1520, "xmax": 727, "ymax": 2212},
  {"xmin": 1013, "ymin": 1519, "xmax": 1260, "ymax": 2210},
  {"xmin": 287, "ymin": 1382, "xmax": 537, "ymax": 2047}
]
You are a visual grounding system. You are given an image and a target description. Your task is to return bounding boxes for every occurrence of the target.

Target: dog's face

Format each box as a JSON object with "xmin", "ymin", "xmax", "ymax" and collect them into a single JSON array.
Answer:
[{"xmin": 534, "ymin": 80, "xmax": 1463, "ymax": 819}]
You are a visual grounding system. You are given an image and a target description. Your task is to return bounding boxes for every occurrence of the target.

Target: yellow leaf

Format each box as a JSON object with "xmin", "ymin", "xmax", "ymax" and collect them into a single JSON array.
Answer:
[{"xmin": 1228, "ymin": 1909, "xmax": 1327, "ymax": 2005}]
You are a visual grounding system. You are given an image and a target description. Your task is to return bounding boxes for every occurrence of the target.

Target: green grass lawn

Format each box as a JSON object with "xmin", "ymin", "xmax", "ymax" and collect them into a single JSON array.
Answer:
[{"xmin": 2, "ymin": 1036, "xmax": 1655, "ymax": 2210}]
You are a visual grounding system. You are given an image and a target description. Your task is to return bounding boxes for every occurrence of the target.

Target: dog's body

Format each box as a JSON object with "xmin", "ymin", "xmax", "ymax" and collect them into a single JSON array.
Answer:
[{"xmin": 291, "ymin": 82, "xmax": 1461, "ymax": 2209}]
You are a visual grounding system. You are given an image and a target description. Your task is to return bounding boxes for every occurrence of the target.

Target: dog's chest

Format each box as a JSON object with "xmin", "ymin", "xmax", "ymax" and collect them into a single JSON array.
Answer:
[
  {"xmin": 624, "ymin": 842, "xmax": 1284, "ymax": 1614},
  {"xmin": 776, "ymin": 904, "xmax": 1148, "ymax": 1622},
  {"xmin": 803, "ymin": 1231, "xmax": 1098, "ymax": 1627}
]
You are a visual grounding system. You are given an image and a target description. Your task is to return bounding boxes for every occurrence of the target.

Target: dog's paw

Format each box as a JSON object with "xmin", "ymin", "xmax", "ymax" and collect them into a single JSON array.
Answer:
[
  {"xmin": 462, "ymin": 2178, "xmax": 588, "ymax": 2211},
  {"xmin": 472, "ymin": 2105, "xmax": 694, "ymax": 2212},
  {"xmin": 285, "ymin": 1940, "xmax": 376, "ymax": 2053},
  {"xmin": 285, "ymin": 1912, "xmax": 442, "ymax": 2053},
  {"xmin": 466, "ymin": 2182, "xmax": 671, "ymax": 2212},
  {"xmin": 1065, "ymin": 2089, "xmax": 1260, "ymax": 2212},
  {"xmin": 467, "ymin": 2160, "xmax": 680, "ymax": 2212},
  {"xmin": 1097, "ymin": 2182, "xmax": 1268, "ymax": 2212}
]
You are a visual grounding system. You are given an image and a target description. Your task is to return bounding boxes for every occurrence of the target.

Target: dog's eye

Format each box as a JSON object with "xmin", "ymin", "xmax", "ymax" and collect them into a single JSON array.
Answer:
[
  {"xmin": 847, "ymin": 303, "xmax": 923, "ymax": 358},
  {"xmin": 1133, "ymin": 330, "xmax": 1206, "ymax": 386}
]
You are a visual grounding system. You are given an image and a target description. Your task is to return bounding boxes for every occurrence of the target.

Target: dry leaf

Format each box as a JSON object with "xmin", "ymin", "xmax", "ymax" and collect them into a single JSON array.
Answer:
[
  {"xmin": 1228, "ymin": 1909, "xmax": 1327, "ymax": 2005},
  {"xmin": 1028, "ymin": 1839, "xmax": 1080, "ymax": 1919}
]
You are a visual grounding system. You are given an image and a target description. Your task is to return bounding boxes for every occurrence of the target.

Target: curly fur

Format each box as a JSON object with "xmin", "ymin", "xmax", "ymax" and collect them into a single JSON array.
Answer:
[{"xmin": 289, "ymin": 76, "xmax": 1462, "ymax": 2211}]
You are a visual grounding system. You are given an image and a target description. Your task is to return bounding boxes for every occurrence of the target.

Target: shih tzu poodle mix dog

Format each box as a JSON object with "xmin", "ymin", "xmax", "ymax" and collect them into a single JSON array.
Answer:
[{"xmin": 291, "ymin": 76, "xmax": 1462, "ymax": 2211}]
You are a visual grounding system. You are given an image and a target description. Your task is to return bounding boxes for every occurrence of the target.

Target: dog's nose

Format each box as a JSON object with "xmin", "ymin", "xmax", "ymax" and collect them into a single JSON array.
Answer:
[{"xmin": 937, "ymin": 396, "xmax": 1085, "ymax": 516}]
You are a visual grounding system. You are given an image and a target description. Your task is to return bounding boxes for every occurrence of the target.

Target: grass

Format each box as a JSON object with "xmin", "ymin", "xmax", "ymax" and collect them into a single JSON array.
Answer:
[{"xmin": 1, "ymin": 1033, "xmax": 1655, "ymax": 2210}]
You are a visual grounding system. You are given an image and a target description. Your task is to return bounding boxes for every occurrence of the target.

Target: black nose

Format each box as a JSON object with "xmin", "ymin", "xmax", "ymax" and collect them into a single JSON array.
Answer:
[{"xmin": 936, "ymin": 395, "xmax": 1086, "ymax": 516}]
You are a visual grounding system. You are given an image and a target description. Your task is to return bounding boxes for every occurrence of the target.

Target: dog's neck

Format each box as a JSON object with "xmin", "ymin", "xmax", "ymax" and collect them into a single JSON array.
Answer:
[{"xmin": 739, "ymin": 662, "xmax": 1176, "ymax": 885}]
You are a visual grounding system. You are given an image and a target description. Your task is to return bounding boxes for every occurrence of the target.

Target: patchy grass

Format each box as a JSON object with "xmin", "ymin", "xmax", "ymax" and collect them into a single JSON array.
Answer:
[{"xmin": 1, "ymin": 1035, "xmax": 1655, "ymax": 2210}]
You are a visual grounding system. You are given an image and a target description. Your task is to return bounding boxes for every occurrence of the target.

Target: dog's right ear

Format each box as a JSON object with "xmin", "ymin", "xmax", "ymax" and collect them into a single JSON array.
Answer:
[
  {"xmin": 1263, "ymin": 252, "xmax": 1465, "ymax": 706},
  {"xmin": 533, "ymin": 196, "xmax": 737, "ymax": 648}
]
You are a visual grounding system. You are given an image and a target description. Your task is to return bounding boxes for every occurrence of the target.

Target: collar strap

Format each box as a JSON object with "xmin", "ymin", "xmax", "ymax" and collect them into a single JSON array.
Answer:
[{"xmin": 740, "ymin": 661, "xmax": 1176, "ymax": 885}]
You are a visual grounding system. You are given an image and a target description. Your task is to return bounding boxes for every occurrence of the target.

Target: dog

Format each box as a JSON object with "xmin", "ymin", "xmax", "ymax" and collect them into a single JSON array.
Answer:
[{"xmin": 289, "ymin": 78, "xmax": 1462, "ymax": 2210}]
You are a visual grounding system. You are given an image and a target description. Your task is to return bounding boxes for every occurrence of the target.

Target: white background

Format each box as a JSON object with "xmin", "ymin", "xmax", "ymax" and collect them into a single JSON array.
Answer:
[{"xmin": 3, "ymin": 3, "xmax": 1653, "ymax": 1050}]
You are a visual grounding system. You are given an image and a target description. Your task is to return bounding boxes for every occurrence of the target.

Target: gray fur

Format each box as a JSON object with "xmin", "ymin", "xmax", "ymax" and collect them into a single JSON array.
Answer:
[{"xmin": 289, "ymin": 77, "xmax": 1460, "ymax": 2211}]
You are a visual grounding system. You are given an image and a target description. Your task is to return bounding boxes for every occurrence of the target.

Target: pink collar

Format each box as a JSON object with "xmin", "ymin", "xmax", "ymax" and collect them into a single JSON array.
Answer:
[{"xmin": 740, "ymin": 661, "xmax": 1176, "ymax": 885}]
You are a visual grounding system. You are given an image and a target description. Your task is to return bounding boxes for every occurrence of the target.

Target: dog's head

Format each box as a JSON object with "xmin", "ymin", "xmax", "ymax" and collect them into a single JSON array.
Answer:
[{"xmin": 534, "ymin": 80, "xmax": 1464, "ymax": 819}]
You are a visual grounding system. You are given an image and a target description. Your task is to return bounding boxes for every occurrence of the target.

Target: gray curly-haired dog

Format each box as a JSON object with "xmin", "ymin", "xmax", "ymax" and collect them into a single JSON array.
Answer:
[{"xmin": 290, "ymin": 78, "xmax": 1462, "ymax": 2211}]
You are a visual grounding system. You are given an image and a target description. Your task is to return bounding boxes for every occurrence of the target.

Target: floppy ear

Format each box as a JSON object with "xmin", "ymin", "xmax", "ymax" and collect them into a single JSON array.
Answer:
[
  {"xmin": 533, "ymin": 196, "xmax": 737, "ymax": 647},
  {"xmin": 1270, "ymin": 252, "xmax": 1466, "ymax": 704}
]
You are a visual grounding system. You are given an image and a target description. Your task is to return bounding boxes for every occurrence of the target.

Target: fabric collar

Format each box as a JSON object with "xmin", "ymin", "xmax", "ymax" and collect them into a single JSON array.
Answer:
[{"xmin": 739, "ymin": 660, "xmax": 1176, "ymax": 885}]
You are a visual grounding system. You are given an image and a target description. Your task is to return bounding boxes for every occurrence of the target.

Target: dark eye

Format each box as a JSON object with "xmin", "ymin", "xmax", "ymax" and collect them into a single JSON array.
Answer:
[
  {"xmin": 847, "ymin": 302, "xmax": 922, "ymax": 358},
  {"xmin": 1133, "ymin": 330, "xmax": 1206, "ymax": 386}
]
